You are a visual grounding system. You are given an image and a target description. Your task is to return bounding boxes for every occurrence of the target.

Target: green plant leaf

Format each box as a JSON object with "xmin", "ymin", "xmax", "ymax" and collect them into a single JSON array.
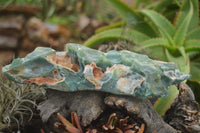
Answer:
[
  {"xmin": 173, "ymin": 1, "xmax": 193, "ymax": 46},
  {"xmin": 104, "ymin": 0, "xmax": 157, "ymax": 37},
  {"xmin": 96, "ymin": 21, "xmax": 125, "ymax": 33},
  {"xmin": 135, "ymin": 38, "xmax": 171, "ymax": 51},
  {"xmin": 133, "ymin": 0, "xmax": 140, "ymax": 9},
  {"xmin": 175, "ymin": 0, "xmax": 198, "ymax": 31},
  {"xmin": 162, "ymin": 7, "xmax": 178, "ymax": 22},
  {"xmin": 153, "ymin": 0, "xmax": 173, "ymax": 12},
  {"xmin": 159, "ymin": 29, "xmax": 175, "ymax": 46},
  {"xmin": 186, "ymin": 27, "xmax": 200, "ymax": 40},
  {"xmin": 145, "ymin": 47, "xmax": 167, "ymax": 61},
  {"xmin": 140, "ymin": 9, "xmax": 175, "ymax": 38},
  {"xmin": 175, "ymin": 0, "xmax": 182, "ymax": 6},
  {"xmin": 47, "ymin": 3, "xmax": 56, "ymax": 18},
  {"xmin": 187, "ymin": 62, "xmax": 200, "ymax": 104},
  {"xmin": 105, "ymin": 0, "xmax": 140, "ymax": 21},
  {"xmin": 188, "ymin": 51, "xmax": 199, "ymax": 59},
  {"xmin": 154, "ymin": 85, "xmax": 179, "ymax": 116},
  {"xmin": 84, "ymin": 28, "xmax": 150, "ymax": 48},
  {"xmin": 178, "ymin": 46, "xmax": 187, "ymax": 63},
  {"xmin": 1, "ymin": 0, "xmax": 14, "ymax": 7},
  {"xmin": 189, "ymin": 0, "xmax": 199, "ymax": 31},
  {"xmin": 190, "ymin": 62, "xmax": 200, "ymax": 83},
  {"xmin": 189, "ymin": 0, "xmax": 199, "ymax": 30},
  {"xmin": 184, "ymin": 40, "xmax": 200, "ymax": 52},
  {"xmin": 165, "ymin": 49, "xmax": 190, "ymax": 74}
]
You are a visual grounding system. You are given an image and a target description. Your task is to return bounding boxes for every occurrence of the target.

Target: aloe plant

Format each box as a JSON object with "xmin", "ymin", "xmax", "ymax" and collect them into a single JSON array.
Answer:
[
  {"xmin": 137, "ymin": 0, "xmax": 200, "ymax": 81},
  {"xmin": 84, "ymin": 0, "xmax": 200, "ymax": 115}
]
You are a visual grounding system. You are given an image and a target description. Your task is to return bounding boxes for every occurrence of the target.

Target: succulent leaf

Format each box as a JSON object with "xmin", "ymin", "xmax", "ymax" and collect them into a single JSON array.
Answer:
[
  {"xmin": 178, "ymin": 46, "xmax": 187, "ymax": 63},
  {"xmin": 175, "ymin": 0, "xmax": 199, "ymax": 31},
  {"xmin": 173, "ymin": 1, "xmax": 193, "ymax": 46},
  {"xmin": 190, "ymin": 62, "xmax": 200, "ymax": 83},
  {"xmin": 135, "ymin": 38, "xmax": 171, "ymax": 51},
  {"xmin": 165, "ymin": 49, "xmax": 190, "ymax": 74},
  {"xmin": 153, "ymin": 0, "xmax": 173, "ymax": 12},
  {"xmin": 154, "ymin": 85, "xmax": 179, "ymax": 116},
  {"xmin": 104, "ymin": 0, "xmax": 157, "ymax": 37},
  {"xmin": 96, "ymin": 21, "xmax": 125, "ymax": 33},
  {"xmin": 84, "ymin": 28, "xmax": 150, "ymax": 48},
  {"xmin": 140, "ymin": 9, "xmax": 175, "ymax": 38},
  {"xmin": 186, "ymin": 27, "xmax": 200, "ymax": 40},
  {"xmin": 184, "ymin": 40, "xmax": 200, "ymax": 52}
]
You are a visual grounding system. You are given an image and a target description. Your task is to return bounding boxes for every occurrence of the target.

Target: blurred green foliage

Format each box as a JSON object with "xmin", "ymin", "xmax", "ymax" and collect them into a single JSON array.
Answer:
[
  {"xmin": 84, "ymin": 0, "xmax": 200, "ymax": 115},
  {"xmin": 0, "ymin": 0, "xmax": 56, "ymax": 20},
  {"xmin": 0, "ymin": 0, "xmax": 115, "ymax": 24},
  {"xmin": 0, "ymin": 0, "xmax": 43, "ymax": 5}
]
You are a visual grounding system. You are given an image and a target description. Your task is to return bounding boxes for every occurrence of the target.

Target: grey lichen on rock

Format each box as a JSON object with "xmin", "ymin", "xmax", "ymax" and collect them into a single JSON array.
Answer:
[{"xmin": 2, "ymin": 43, "xmax": 190, "ymax": 98}]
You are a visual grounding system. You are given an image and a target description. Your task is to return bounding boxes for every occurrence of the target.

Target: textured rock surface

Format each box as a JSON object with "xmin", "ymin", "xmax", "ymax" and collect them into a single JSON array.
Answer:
[
  {"xmin": 2, "ymin": 43, "xmax": 190, "ymax": 97},
  {"xmin": 164, "ymin": 83, "xmax": 200, "ymax": 133},
  {"xmin": 38, "ymin": 90, "xmax": 105, "ymax": 127},
  {"xmin": 104, "ymin": 95, "xmax": 177, "ymax": 133},
  {"xmin": 39, "ymin": 90, "xmax": 176, "ymax": 133}
]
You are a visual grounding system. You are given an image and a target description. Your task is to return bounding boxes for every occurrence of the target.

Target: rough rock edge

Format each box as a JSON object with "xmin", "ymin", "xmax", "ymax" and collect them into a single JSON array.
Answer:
[{"xmin": 164, "ymin": 83, "xmax": 200, "ymax": 133}]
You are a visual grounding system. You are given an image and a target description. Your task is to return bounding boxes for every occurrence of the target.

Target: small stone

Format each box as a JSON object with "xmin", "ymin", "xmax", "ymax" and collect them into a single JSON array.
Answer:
[
  {"xmin": 26, "ymin": 17, "xmax": 48, "ymax": 41},
  {"xmin": 78, "ymin": 15, "xmax": 90, "ymax": 30}
]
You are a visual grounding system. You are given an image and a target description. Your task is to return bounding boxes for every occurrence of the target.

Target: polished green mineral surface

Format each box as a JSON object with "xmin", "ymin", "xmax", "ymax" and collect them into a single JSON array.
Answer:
[{"xmin": 2, "ymin": 43, "xmax": 190, "ymax": 98}]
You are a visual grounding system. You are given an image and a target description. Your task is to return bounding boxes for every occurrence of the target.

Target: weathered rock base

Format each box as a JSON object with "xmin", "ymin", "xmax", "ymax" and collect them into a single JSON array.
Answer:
[
  {"xmin": 164, "ymin": 83, "xmax": 200, "ymax": 133},
  {"xmin": 38, "ymin": 90, "xmax": 177, "ymax": 133}
]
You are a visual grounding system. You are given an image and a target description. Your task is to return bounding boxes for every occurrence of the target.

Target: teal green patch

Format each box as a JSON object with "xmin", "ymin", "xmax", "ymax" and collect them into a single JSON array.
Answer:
[{"xmin": 2, "ymin": 43, "xmax": 190, "ymax": 98}]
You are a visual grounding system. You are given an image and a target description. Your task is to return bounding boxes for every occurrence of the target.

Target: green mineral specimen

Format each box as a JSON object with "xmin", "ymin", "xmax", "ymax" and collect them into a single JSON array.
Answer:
[{"xmin": 2, "ymin": 43, "xmax": 190, "ymax": 98}]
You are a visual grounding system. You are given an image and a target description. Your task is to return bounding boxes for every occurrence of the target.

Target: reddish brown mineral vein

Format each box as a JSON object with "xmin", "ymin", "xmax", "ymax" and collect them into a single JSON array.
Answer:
[
  {"xmin": 24, "ymin": 70, "xmax": 63, "ymax": 85},
  {"xmin": 46, "ymin": 53, "xmax": 79, "ymax": 72}
]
